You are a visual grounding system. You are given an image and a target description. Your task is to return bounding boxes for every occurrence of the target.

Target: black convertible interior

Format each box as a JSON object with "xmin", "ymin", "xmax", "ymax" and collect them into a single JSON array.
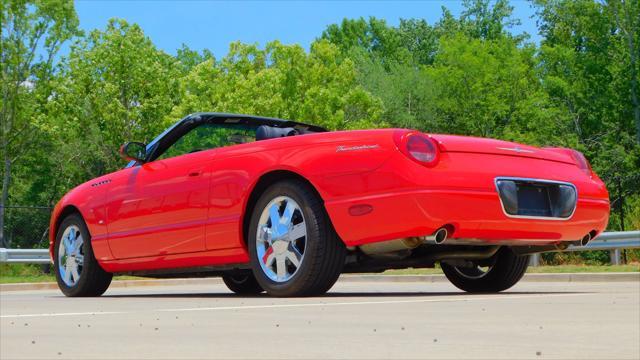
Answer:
[
  {"xmin": 254, "ymin": 125, "xmax": 299, "ymax": 140},
  {"xmin": 128, "ymin": 113, "xmax": 326, "ymax": 166}
]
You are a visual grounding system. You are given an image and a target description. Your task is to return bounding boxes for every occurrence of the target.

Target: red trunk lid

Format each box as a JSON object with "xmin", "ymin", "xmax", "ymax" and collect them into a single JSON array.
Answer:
[{"xmin": 430, "ymin": 134, "xmax": 575, "ymax": 165}]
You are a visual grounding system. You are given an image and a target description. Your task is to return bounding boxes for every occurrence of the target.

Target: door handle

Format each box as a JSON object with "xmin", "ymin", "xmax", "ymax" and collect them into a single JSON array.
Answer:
[{"xmin": 188, "ymin": 171, "xmax": 201, "ymax": 177}]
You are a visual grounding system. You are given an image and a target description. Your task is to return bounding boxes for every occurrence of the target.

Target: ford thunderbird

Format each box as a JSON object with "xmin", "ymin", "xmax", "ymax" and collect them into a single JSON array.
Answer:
[{"xmin": 49, "ymin": 113, "xmax": 610, "ymax": 297}]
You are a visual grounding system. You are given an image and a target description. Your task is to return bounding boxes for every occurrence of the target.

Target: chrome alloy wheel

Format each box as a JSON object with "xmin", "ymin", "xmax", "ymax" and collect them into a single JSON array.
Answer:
[
  {"xmin": 58, "ymin": 225, "xmax": 84, "ymax": 287},
  {"xmin": 256, "ymin": 196, "xmax": 307, "ymax": 282}
]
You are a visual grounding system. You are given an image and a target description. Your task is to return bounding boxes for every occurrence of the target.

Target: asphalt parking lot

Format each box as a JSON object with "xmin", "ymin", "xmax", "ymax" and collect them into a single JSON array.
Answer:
[{"xmin": 1, "ymin": 279, "xmax": 639, "ymax": 359}]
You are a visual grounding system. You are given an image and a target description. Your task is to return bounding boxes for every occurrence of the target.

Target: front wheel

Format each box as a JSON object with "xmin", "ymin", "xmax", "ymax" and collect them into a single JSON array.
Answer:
[
  {"xmin": 54, "ymin": 214, "xmax": 113, "ymax": 297},
  {"xmin": 248, "ymin": 179, "xmax": 346, "ymax": 297},
  {"xmin": 441, "ymin": 248, "xmax": 529, "ymax": 293}
]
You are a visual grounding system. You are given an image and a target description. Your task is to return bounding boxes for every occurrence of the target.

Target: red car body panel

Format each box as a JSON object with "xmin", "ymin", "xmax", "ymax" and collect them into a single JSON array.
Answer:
[
  {"xmin": 49, "ymin": 128, "xmax": 610, "ymax": 273},
  {"xmin": 105, "ymin": 150, "xmax": 214, "ymax": 259}
]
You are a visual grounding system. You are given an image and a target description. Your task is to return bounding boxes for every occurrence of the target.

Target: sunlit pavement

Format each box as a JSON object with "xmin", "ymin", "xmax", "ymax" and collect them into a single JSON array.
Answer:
[{"xmin": 1, "ymin": 280, "xmax": 639, "ymax": 359}]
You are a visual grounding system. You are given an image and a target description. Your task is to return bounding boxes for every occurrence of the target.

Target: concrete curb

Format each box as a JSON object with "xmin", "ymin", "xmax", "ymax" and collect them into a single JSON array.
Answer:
[
  {"xmin": 1, "ymin": 272, "xmax": 638, "ymax": 292},
  {"xmin": 339, "ymin": 272, "xmax": 640, "ymax": 283},
  {"xmin": 524, "ymin": 272, "xmax": 640, "ymax": 282},
  {"xmin": 0, "ymin": 277, "xmax": 223, "ymax": 292}
]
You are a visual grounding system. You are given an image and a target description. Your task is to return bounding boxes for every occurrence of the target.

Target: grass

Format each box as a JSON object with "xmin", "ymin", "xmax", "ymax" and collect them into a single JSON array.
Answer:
[
  {"xmin": 1, "ymin": 263, "xmax": 638, "ymax": 284},
  {"xmin": 526, "ymin": 264, "xmax": 640, "ymax": 273},
  {"xmin": 0, "ymin": 264, "xmax": 55, "ymax": 283}
]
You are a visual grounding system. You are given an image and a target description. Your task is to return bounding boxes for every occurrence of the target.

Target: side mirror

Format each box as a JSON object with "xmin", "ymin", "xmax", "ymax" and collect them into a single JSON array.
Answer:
[{"xmin": 119, "ymin": 142, "xmax": 147, "ymax": 162}]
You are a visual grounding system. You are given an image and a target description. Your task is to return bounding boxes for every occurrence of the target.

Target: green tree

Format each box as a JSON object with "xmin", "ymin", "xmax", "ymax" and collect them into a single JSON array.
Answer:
[
  {"xmin": 46, "ymin": 19, "xmax": 182, "ymax": 180},
  {"xmin": 320, "ymin": 17, "xmax": 413, "ymax": 66},
  {"xmin": 424, "ymin": 34, "xmax": 570, "ymax": 144},
  {"xmin": 0, "ymin": 0, "xmax": 79, "ymax": 246},
  {"xmin": 170, "ymin": 40, "xmax": 384, "ymax": 131},
  {"xmin": 396, "ymin": 19, "xmax": 439, "ymax": 66},
  {"xmin": 356, "ymin": 58, "xmax": 436, "ymax": 130},
  {"xmin": 459, "ymin": 0, "xmax": 522, "ymax": 41},
  {"xmin": 175, "ymin": 44, "xmax": 214, "ymax": 74},
  {"xmin": 320, "ymin": 0, "xmax": 532, "ymax": 132},
  {"xmin": 535, "ymin": 0, "xmax": 640, "ymax": 230},
  {"xmin": 610, "ymin": 0, "xmax": 640, "ymax": 143}
]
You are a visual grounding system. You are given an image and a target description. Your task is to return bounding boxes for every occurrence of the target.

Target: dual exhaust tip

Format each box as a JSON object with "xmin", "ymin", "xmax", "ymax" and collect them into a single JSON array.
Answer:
[
  {"xmin": 426, "ymin": 227, "xmax": 449, "ymax": 245},
  {"xmin": 426, "ymin": 227, "xmax": 593, "ymax": 247},
  {"xmin": 580, "ymin": 233, "xmax": 592, "ymax": 247},
  {"xmin": 563, "ymin": 232, "xmax": 593, "ymax": 249}
]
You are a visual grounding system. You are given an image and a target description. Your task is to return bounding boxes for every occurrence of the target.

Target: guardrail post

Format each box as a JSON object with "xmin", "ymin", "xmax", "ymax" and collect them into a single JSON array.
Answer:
[
  {"xmin": 610, "ymin": 249, "xmax": 621, "ymax": 265},
  {"xmin": 529, "ymin": 253, "xmax": 540, "ymax": 267}
]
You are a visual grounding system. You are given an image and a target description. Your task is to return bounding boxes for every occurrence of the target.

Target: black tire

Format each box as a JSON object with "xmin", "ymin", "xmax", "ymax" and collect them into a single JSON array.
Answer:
[
  {"xmin": 222, "ymin": 271, "xmax": 264, "ymax": 295},
  {"xmin": 441, "ymin": 247, "xmax": 529, "ymax": 293},
  {"xmin": 248, "ymin": 179, "xmax": 346, "ymax": 297},
  {"xmin": 54, "ymin": 214, "xmax": 113, "ymax": 297}
]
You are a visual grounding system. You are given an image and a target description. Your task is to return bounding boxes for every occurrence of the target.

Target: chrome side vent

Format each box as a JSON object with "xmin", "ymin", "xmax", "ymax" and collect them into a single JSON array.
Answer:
[{"xmin": 91, "ymin": 179, "xmax": 112, "ymax": 187}]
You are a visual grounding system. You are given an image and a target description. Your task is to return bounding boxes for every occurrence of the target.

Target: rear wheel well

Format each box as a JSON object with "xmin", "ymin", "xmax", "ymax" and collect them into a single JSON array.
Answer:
[{"xmin": 242, "ymin": 170, "xmax": 322, "ymax": 247}]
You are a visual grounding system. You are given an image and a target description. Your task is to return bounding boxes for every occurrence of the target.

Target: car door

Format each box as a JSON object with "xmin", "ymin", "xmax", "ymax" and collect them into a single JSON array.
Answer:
[
  {"xmin": 105, "ymin": 149, "xmax": 214, "ymax": 259},
  {"xmin": 105, "ymin": 122, "xmax": 258, "ymax": 259}
]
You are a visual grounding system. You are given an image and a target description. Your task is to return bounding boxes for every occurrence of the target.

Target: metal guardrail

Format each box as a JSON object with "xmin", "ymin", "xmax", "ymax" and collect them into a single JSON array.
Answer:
[
  {"xmin": 565, "ymin": 231, "xmax": 640, "ymax": 251},
  {"xmin": 527, "ymin": 231, "xmax": 640, "ymax": 266},
  {"xmin": 0, "ymin": 231, "xmax": 638, "ymax": 265},
  {"xmin": 0, "ymin": 248, "xmax": 50, "ymax": 264}
]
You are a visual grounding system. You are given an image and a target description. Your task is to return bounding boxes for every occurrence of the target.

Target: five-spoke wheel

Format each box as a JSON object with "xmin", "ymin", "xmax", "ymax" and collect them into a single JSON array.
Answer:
[
  {"xmin": 248, "ymin": 179, "xmax": 345, "ymax": 297},
  {"xmin": 54, "ymin": 214, "xmax": 112, "ymax": 297},
  {"xmin": 256, "ymin": 196, "xmax": 307, "ymax": 282},
  {"xmin": 58, "ymin": 225, "xmax": 85, "ymax": 287}
]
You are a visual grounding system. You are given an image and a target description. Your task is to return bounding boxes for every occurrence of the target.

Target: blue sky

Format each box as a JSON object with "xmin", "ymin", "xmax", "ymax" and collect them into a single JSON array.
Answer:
[{"xmin": 75, "ymin": 0, "xmax": 540, "ymax": 57}]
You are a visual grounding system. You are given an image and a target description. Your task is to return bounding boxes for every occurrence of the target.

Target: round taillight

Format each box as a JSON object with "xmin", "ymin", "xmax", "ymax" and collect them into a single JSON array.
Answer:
[
  {"xmin": 395, "ymin": 131, "xmax": 440, "ymax": 167},
  {"xmin": 544, "ymin": 147, "xmax": 594, "ymax": 178},
  {"xmin": 570, "ymin": 150, "xmax": 593, "ymax": 177},
  {"xmin": 407, "ymin": 135, "xmax": 437, "ymax": 162}
]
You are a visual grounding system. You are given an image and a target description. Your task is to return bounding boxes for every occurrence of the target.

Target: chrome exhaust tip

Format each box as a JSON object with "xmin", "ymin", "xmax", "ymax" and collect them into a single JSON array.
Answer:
[
  {"xmin": 425, "ymin": 228, "xmax": 448, "ymax": 245},
  {"xmin": 435, "ymin": 228, "xmax": 448, "ymax": 244},
  {"xmin": 580, "ymin": 233, "xmax": 592, "ymax": 247}
]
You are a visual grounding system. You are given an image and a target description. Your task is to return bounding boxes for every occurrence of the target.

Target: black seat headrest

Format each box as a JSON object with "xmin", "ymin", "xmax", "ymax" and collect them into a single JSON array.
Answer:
[{"xmin": 255, "ymin": 125, "xmax": 298, "ymax": 141}]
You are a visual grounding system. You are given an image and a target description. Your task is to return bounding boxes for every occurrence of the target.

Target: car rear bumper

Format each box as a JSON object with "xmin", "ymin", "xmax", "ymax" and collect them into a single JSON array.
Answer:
[
  {"xmin": 325, "ymin": 187, "xmax": 610, "ymax": 247},
  {"xmin": 320, "ymin": 149, "xmax": 610, "ymax": 247}
]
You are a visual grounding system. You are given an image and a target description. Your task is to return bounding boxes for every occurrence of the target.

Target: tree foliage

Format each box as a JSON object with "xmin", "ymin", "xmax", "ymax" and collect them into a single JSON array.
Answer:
[
  {"xmin": 0, "ymin": 0, "xmax": 79, "ymax": 246},
  {"xmin": 533, "ymin": 0, "xmax": 640, "ymax": 231},
  {"xmin": 170, "ymin": 40, "xmax": 383, "ymax": 131},
  {"xmin": 47, "ymin": 19, "xmax": 182, "ymax": 178},
  {"xmin": 426, "ymin": 34, "xmax": 566, "ymax": 143},
  {"xmin": 1, "ymin": 0, "xmax": 639, "ymax": 251}
]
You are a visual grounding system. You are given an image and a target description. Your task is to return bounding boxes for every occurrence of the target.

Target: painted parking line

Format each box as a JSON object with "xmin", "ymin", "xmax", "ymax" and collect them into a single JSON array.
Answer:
[
  {"xmin": 0, "ymin": 311, "xmax": 125, "ymax": 318},
  {"xmin": 155, "ymin": 292, "xmax": 592, "ymax": 313},
  {"xmin": 0, "ymin": 292, "xmax": 592, "ymax": 319}
]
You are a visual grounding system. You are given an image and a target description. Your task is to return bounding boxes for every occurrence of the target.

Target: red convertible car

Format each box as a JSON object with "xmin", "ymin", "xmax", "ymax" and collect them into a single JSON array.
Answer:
[{"xmin": 49, "ymin": 113, "xmax": 610, "ymax": 297}]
